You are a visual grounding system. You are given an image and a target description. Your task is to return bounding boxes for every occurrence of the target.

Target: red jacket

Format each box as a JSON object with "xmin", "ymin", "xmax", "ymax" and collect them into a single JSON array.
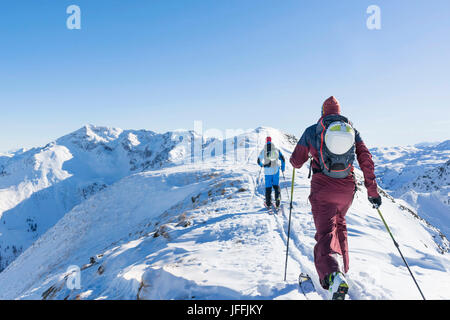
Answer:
[{"xmin": 290, "ymin": 116, "xmax": 379, "ymax": 198}]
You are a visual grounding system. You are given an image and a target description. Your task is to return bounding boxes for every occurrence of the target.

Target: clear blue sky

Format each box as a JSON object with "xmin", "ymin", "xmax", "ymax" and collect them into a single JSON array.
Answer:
[{"xmin": 1, "ymin": 0, "xmax": 449, "ymax": 151}]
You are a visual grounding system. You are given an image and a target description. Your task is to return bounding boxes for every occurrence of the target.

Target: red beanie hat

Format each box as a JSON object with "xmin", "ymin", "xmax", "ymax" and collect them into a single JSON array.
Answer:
[
  {"xmin": 322, "ymin": 96, "xmax": 341, "ymax": 116},
  {"xmin": 266, "ymin": 136, "xmax": 272, "ymax": 143}
]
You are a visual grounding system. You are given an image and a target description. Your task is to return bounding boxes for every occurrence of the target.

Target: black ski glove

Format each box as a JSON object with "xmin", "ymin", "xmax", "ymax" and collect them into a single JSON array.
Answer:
[
  {"xmin": 264, "ymin": 163, "xmax": 271, "ymax": 168},
  {"xmin": 368, "ymin": 196, "xmax": 382, "ymax": 209}
]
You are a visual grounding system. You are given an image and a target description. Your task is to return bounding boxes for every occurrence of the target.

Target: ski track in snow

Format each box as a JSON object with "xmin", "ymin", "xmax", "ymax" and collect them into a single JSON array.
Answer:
[{"xmin": 0, "ymin": 127, "xmax": 448, "ymax": 300}]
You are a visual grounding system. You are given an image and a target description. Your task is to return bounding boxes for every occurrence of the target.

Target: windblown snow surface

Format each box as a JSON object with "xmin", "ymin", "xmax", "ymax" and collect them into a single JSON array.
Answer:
[{"xmin": 0, "ymin": 127, "xmax": 448, "ymax": 300}]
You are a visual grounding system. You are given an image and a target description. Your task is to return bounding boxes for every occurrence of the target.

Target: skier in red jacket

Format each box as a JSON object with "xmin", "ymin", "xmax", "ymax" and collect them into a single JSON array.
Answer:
[{"xmin": 290, "ymin": 96, "xmax": 382, "ymax": 300}]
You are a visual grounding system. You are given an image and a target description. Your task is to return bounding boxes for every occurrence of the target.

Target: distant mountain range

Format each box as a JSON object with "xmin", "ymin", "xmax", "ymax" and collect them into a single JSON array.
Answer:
[{"xmin": 370, "ymin": 140, "xmax": 449, "ymax": 237}]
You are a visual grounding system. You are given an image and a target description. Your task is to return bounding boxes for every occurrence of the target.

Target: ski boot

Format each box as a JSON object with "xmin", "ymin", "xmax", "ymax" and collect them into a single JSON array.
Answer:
[
  {"xmin": 275, "ymin": 198, "xmax": 281, "ymax": 209},
  {"xmin": 327, "ymin": 272, "xmax": 349, "ymax": 300},
  {"xmin": 274, "ymin": 186, "xmax": 281, "ymax": 209}
]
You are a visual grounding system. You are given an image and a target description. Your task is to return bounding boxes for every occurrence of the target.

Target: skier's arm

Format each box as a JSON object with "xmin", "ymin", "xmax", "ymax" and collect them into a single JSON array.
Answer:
[
  {"xmin": 355, "ymin": 130, "xmax": 379, "ymax": 198},
  {"xmin": 290, "ymin": 130, "xmax": 311, "ymax": 169},
  {"xmin": 257, "ymin": 150, "xmax": 266, "ymax": 167}
]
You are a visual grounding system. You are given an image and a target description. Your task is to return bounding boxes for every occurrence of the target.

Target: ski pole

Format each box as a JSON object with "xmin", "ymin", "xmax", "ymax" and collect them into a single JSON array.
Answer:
[
  {"xmin": 281, "ymin": 170, "xmax": 290, "ymax": 202},
  {"xmin": 284, "ymin": 168, "xmax": 295, "ymax": 281},
  {"xmin": 257, "ymin": 166, "xmax": 262, "ymax": 186},
  {"xmin": 376, "ymin": 208, "xmax": 426, "ymax": 300}
]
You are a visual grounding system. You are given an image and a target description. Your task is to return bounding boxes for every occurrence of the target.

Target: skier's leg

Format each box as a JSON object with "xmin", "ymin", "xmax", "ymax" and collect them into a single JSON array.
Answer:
[
  {"xmin": 274, "ymin": 186, "xmax": 281, "ymax": 207},
  {"xmin": 336, "ymin": 197, "xmax": 353, "ymax": 274},
  {"xmin": 336, "ymin": 212, "xmax": 349, "ymax": 274},
  {"xmin": 265, "ymin": 188, "xmax": 272, "ymax": 206},
  {"xmin": 310, "ymin": 199, "xmax": 341, "ymax": 288},
  {"xmin": 326, "ymin": 192, "xmax": 356, "ymax": 299},
  {"xmin": 273, "ymin": 171, "xmax": 281, "ymax": 207},
  {"xmin": 265, "ymin": 174, "xmax": 273, "ymax": 206}
]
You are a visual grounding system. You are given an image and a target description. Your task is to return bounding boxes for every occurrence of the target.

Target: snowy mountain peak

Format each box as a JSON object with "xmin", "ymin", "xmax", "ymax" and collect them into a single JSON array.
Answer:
[
  {"xmin": 58, "ymin": 125, "xmax": 124, "ymax": 148},
  {"xmin": 436, "ymin": 140, "xmax": 450, "ymax": 150},
  {"xmin": 82, "ymin": 124, "xmax": 123, "ymax": 142},
  {"xmin": 0, "ymin": 125, "xmax": 195, "ymax": 271},
  {"xmin": 411, "ymin": 140, "xmax": 450, "ymax": 150},
  {"xmin": 414, "ymin": 141, "xmax": 441, "ymax": 148}
]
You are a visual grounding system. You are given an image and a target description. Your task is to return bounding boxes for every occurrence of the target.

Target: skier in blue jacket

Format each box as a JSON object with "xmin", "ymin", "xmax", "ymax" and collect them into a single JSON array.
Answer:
[{"xmin": 257, "ymin": 136, "xmax": 286, "ymax": 208}]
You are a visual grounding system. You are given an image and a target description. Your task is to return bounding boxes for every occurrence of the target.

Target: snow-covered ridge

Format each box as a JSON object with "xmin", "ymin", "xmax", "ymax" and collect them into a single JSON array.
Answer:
[
  {"xmin": 0, "ymin": 125, "xmax": 197, "ymax": 271},
  {"xmin": 370, "ymin": 140, "xmax": 449, "ymax": 239},
  {"xmin": 400, "ymin": 160, "xmax": 449, "ymax": 195},
  {"xmin": 370, "ymin": 140, "xmax": 450, "ymax": 191},
  {"xmin": 0, "ymin": 126, "xmax": 448, "ymax": 300},
  {"xmin": 396, "ymin": 160, "xmax": 450, "ymax": 238},
  {"xmin": 0, "ymin": 124, "xmax": 291, "ymax": 272}
]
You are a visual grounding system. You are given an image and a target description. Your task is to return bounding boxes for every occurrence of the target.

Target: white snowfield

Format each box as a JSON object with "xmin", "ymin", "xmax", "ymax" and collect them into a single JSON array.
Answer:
[
  {"xmin": 370, "ymin": 142, "xmax": 450, "ymax": 239},
  {"xmin": 0, "ymin": 126, "xmax": 448, "ymax": 300}
]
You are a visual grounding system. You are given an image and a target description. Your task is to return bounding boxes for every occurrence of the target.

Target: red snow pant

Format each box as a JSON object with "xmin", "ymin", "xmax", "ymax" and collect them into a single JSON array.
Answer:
[{"xmin": 308, "ymin": 173, "xmax": 356, "ymax": 288}]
